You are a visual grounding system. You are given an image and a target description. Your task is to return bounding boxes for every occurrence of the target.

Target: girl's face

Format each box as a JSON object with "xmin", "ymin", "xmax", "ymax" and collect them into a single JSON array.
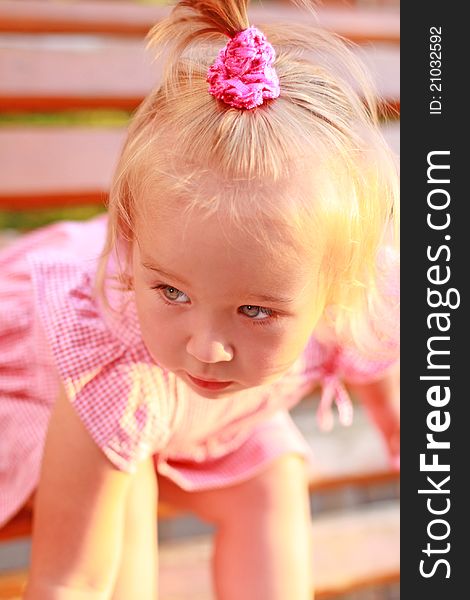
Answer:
[{"xmin": 132, "ymin": 203, "xmax": 321, "ymax": 398}]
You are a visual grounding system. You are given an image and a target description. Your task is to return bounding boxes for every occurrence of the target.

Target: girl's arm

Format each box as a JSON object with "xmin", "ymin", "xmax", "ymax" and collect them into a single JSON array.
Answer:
[
  {"xmin": 347, "ymin": 363, "xmax": 400, "ymax": 469},
  {"xmin": 24, "ymin": 384, "xmax": 132, "ymax": 599}
]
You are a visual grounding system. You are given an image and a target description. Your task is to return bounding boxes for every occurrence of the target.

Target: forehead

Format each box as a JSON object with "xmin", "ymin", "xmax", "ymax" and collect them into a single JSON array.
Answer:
[{"xmin": 134, "ymin": 200, "xmax": 316, "ymax": 294}]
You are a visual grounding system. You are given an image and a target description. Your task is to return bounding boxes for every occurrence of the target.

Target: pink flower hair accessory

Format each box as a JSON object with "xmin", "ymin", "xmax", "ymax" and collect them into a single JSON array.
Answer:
[{"xmin": 207, "ymin": 26, "xmax": 280, "ymax": 110}]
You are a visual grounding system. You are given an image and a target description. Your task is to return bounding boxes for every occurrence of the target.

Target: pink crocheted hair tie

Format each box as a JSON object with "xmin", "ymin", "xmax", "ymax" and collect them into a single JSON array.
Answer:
[{"xmin": 207, "ymin": 26, "xmax": 280, "ymax": 110}]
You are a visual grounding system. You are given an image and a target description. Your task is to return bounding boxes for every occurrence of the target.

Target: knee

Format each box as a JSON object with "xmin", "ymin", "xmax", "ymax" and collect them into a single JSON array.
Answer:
[
  {"xmin": 195, "ymin": 453, "xmax": 309, "ymax": 526},
  {"xmin": 239, "ymin": 453, "xmax": 309, "ymax": 514}
]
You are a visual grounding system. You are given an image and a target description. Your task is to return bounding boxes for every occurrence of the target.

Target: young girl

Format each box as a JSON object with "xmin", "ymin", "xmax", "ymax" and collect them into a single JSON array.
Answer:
[{"xmin": 0, "ymin": 1, "xmax": 399, "ymax": 598}]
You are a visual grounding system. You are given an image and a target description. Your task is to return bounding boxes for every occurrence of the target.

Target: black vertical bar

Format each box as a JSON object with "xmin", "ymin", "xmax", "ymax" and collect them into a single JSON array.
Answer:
[{"xmin": 401, "ymin": 1, "xmax": 466, "ymax": 597}]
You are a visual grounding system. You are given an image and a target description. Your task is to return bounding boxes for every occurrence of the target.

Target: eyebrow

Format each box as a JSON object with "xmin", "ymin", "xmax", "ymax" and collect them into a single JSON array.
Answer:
[
  {"xmin": 245, "ymin": 293, "xmax": 294, "ymax": 305},
  {"xmin": 142, "ymin": 261, "xmax": 295, "ymax": 305},
  {"xmin": 142, "ymin": 261, "xmax": 190, "ymax": 287}
]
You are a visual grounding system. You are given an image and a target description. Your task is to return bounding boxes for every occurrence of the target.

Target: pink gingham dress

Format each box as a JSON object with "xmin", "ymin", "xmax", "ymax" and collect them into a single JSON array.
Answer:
[{"xmin": 0, "ymin": 214, "xmax": 399, "ymax": 527}]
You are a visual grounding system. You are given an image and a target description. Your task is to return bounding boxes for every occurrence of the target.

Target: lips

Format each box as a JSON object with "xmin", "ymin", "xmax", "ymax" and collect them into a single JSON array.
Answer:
[{"xmin": 186, "ymin": 373, "xmax": 233, "ymax": 391}]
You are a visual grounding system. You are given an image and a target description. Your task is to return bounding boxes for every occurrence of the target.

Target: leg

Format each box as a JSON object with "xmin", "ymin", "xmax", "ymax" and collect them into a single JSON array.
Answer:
[
  {"xmin": 24, "ymin": 459, "xmax": 159, "ymax": 600},
  {"xmin": 158, "ymin": 453, "xmax": 313, "ymax": 600},
  {"xmin": 110, "ymin": 456, "xmax": 159, "ymax": 600}
]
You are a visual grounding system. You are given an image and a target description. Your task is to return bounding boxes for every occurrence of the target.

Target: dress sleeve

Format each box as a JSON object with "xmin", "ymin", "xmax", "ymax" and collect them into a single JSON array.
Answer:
[{"xmin": 29, "ymin": 255, "xmax": 170, "ymax": 473}]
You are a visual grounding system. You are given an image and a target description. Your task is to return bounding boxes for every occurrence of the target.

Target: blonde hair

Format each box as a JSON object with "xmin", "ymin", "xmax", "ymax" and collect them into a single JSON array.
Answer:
[{"xmin": 95, "ymin": 0, "xmax": 399, "ymax": 358}]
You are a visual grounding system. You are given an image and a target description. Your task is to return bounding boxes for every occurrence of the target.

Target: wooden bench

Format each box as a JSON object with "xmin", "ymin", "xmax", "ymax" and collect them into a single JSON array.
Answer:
[
  {"xmin": 0, "ymin": 0, "xmax": 400, "ymax": 44},
  {"xmin": 0, "ymin": 2, "xmax": 400, "ymax": 597},
  {"xmin": 0, "ymin": 1, "xmax": 399, "ymax": 211},
  {"xmin": 0, "ymin": 500, "xmax": 399, "ymax": 600},
  {"xmin": 0, "ymin": 1, "xmax": 399, "ymax": 210}
]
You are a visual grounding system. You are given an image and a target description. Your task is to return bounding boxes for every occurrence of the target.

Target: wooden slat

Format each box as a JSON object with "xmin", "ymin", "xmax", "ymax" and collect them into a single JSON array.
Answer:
[
  {"xmin": 0, "ymin": 37, "xmax": 160, "ymax": 112},
  {"xmin": 0, "ymin": 501, "xmax": 399, "ymax": 600},
  {"xmin": 0, "ymin": 1, "xmax": 400, "ymax": 44},
  {"xmin": 313, "ymin": 501, "xmax": 400, "ymax": 598},
  {"xmin": 0, "ymin": 121, "xmax": 399, "ymax": 209},
  {"xmin": 0, "ymin": 570, "xmax": 27, "ymax": 600},
  {"xmin": 0, "ymin": 127, "xmax": 125, "ymax": 208},
  {"xmin": 0, "ymin": 509, "xmax": 32, "ymax": 543},
  {"xmin": 0, "ymin": 36, "xmax": 399, "ymax": 113}
]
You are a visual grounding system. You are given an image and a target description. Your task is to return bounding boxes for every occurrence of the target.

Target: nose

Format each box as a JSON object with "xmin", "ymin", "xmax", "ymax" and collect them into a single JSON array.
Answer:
[{"xmin": 186, "ymin": 334, "xmax": 234, "ymax": 363}]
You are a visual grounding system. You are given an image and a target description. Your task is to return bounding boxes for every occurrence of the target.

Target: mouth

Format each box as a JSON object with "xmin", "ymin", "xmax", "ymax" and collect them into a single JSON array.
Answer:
[{"xmin": 186, "ymin": 373, "xmax": 233, "ymax": 391}]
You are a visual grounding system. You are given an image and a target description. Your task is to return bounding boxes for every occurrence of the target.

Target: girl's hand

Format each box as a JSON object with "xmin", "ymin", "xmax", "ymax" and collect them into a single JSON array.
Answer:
[{"xmin": 347, "ymin": 364, "xmax": 400, "ymax": 470}]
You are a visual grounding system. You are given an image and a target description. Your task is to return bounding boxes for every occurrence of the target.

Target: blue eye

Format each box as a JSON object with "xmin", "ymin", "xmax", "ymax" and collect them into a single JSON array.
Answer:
[
  {"xmin": 239, "ymin": 305, "xmax": 273, "ymax": 320},
  {"xmin": 153, "ymin": 284, "xmax": 190, "ymax": 304}
]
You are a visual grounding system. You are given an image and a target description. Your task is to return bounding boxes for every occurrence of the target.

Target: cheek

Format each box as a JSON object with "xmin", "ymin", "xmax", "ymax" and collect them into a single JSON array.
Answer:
[
  {"xmin": 134, "ymin": 288, "xmax": 182, "ymax": 356},
  {"xmin": 242, "ymin": 325, "xmax": 309, "ymax": 373},
  {"xmin": 277, "ymin": 318, "xmax": 316, "ymax": 361}
]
